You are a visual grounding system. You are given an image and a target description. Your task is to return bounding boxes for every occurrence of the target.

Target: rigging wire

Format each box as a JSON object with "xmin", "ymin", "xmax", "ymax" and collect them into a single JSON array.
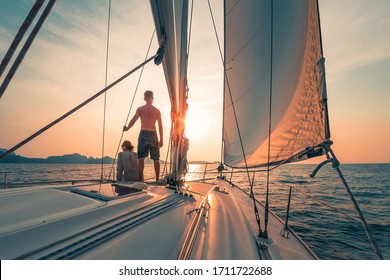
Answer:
[
  {"xmin": 0, "ymin": 0, "xmax": 57, "ymax": 100},
  {"xmin": 220, "ymin": 0, "xmax": 226, "ymax": 166},
  {"xmin": 0, "ymin": 0, "xmax": 45, "ymax": 78},
  {"xmin": 108, "ymin": 30, "xmax": 156, "ymax": 180},
  {"xmin": 100, "ymin": 0, "xmax": 112, "ymax": 182},
  {"xmin": 207, "ymin": 0, "xmax": 263, "ymax": 236},
  {"xmin": 325, "ymin": 146, "xmax": 384, "ymax": 260},
  {"xmin": 263, "ymin": 0, "xmax": 274, "ymax": 238}
]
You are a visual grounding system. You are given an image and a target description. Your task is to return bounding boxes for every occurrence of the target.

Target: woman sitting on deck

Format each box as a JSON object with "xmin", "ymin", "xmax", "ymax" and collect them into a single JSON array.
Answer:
[{"xmin": 116, "ymin": 140, "xmax": 138, "ymax": 182}]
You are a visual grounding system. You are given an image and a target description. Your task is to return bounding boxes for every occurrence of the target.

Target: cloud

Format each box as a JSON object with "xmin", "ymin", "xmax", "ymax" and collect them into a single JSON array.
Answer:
[
  {"xmin": 0, "ymin": 26, "xmax": 13, "ymax": 52},
  {"xmin": 320, "ymin": 0, "xmax": 390, "ymax": 82}
]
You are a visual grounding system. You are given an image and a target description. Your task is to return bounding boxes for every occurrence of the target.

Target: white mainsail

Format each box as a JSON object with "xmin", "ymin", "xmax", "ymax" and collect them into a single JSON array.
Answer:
[
  {"xmin": 150, "ymin": 0, "xmax": 189, "ymax": 181},
  {"xmin": 223, "ymin": 0, "xmax": 330, "ymax": 168}
]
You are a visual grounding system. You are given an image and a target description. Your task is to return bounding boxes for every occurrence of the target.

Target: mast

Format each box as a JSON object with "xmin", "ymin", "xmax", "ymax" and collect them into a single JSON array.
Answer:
[
  {"xmin": 316, "ymin": 0, "xmax": 331, "ymax": 140},
  {"xmin": 150, "ymin": 0, "xmax": 189, "ymax": 185}
]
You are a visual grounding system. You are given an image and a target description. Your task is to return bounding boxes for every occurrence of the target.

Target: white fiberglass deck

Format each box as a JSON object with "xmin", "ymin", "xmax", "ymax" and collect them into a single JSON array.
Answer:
[
  {"xmin": 0, "ymin": 181, "xmax": 316, "ymax": 260},
  {"xmin": 190, "ymin": 181, "xmax": 316, "ymax": 260},
  {"xmin": 0, "ymin": 187, "xmax": 103, "ymax": 236}
]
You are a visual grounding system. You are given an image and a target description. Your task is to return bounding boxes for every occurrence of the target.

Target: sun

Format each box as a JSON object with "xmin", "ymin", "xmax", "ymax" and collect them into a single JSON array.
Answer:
[{"xmin": 184, "ymin": 106, "xmax": 211, "ymax": 140}]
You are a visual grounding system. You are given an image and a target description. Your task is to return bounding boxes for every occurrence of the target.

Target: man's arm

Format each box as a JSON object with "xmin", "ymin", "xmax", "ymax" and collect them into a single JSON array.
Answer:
[
  {"xmin": 123, "ymin": 108, "xmax": 140, "ymax": 131},
  {"xmin": 157, "ymin": 110, "xmax": 163, "ymax": 147}
]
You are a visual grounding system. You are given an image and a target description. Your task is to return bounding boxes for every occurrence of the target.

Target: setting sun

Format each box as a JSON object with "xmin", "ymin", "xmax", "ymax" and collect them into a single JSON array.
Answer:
[{"xmin": 184, "ymin": 106, "xmax": 211, "ymax": 140}]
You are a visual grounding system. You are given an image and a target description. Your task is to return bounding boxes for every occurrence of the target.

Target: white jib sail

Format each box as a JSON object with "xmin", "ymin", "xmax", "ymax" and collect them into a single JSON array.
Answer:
[{"xmin": 223, "ymin": 0, "xmax": 329, "ymax": 168}]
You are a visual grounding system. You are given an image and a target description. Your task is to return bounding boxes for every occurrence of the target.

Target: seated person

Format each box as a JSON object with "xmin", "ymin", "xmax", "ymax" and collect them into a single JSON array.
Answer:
[{"xmin": 116, "ymin": 140, "xmax": 138, "ymax": 195}]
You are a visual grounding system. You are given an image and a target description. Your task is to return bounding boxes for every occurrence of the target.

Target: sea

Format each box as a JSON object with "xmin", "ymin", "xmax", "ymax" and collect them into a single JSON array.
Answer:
[{"xmin": 0, "ymin": 162, "xmax": 389, "ymax": 260}]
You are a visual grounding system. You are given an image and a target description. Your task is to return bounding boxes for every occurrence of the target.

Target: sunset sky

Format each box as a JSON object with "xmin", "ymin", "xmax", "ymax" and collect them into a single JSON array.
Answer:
[{"xmin": 0, "ymin": 0, "xmax": 389, "ymax": 164}]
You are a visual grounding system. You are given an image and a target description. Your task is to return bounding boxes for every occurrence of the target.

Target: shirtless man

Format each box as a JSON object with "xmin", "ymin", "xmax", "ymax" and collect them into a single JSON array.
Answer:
[{"xmin": 123, "ymin": 90, "xmax": 163, "ymax": 182}]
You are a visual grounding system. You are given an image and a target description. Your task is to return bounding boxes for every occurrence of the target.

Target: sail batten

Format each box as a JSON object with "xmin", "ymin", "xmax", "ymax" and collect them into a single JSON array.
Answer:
[{"xmin": 223, "ymin": 0, "xmax": 328, "ymax": 168}]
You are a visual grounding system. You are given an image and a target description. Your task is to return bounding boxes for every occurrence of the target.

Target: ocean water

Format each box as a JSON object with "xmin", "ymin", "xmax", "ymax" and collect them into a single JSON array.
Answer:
[{"xmin": 0, "ymin": 162, "xmax": 389, "ymax": 260}]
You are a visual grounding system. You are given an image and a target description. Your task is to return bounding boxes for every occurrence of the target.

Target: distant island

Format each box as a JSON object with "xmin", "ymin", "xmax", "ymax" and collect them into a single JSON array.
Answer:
[
  {"xmin": 0, "ymin": 148, "xmax": 115, "ymax": 164},
  {"xmin": 0, "ymin": 148, "xmax": 165, "ymax": 164}
]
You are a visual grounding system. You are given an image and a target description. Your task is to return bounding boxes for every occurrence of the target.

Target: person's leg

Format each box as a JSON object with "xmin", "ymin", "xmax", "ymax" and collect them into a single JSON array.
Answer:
[
  {"xmin": 154, "ymin": 159, "xmax": 160, "ymax": 181},
  {"xmin": 149, "ymin": 131, "xmax": 160, "ymax": 182},
  {"xmin": 137, "ymin": 131, "xmax": 148, "ymax": 182},
  {"xmin": 138, "ymin": 158, "xmax": 145, "ymax": 181}
]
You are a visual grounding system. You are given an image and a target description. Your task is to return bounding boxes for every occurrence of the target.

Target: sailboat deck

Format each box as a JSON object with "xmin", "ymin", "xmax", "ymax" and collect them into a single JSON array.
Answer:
[
  {"xmin": 190, "ymin": 181, "xmax": 317, "ymax": 260},
  {"xmin": 0, "ymin": 184, "xmax": 188, "ymax": 259},
  {"xmin": 0, "ymin": 181, "xmax": 316, "ymax": 260},
  {"xmin": 0, "ymin": 187, "xmax": 104, "ymax": 236}
]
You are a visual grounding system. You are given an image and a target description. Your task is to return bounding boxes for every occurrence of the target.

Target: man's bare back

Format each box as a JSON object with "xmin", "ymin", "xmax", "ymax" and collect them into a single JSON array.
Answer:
[
  {"xmin": 137, "ymin": 104, "xmax": 161, "ymax": 131},
  {"xmin": 123, "ymin": 95, "xmax": 163, "ymax": 147}
]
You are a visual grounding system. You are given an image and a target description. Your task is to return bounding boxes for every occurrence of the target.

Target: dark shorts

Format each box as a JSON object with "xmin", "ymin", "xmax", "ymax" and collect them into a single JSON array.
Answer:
[{"xmin": 138, "ymin": 130, "xmax": 160, "ymax": 160}]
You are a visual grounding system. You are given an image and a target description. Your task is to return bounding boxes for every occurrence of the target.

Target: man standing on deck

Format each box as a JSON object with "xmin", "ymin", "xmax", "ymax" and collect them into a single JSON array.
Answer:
[{"xmin": 123, "ymin": 90, "xmax": 163, "ymax": 182}]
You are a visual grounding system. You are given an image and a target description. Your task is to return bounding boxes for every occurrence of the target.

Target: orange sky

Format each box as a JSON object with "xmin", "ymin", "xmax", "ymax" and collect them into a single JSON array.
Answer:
[{"xmin": 0, "ymin": 0, "xmax": 389, "ymax": 164}]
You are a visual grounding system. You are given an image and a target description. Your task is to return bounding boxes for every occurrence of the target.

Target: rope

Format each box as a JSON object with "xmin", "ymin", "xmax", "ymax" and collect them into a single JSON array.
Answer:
[
  {"xmin": 0, "ymin": 54, "xmax": 158, "ymax": 161},
  {"xmin": 0, "ymin": 0, "xmax": 45, "ymax": 78},
  {"xmin": 263, "ymin": 0, "xmax": 274, "ymax": 238},
  {"xmin": 108, "ymin": 30, "xmax": 156, "ymax": 180},
  {"xmin": 207, "ymin": 0, "xmax": 263, "ymax": 236},
  {"xmin": 100, "ymin": 0, "xmax": 112, "ymax": 182},
  {"xmin": 0, "ymin": 0, "xmax": 57, "ymax": 100}
]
